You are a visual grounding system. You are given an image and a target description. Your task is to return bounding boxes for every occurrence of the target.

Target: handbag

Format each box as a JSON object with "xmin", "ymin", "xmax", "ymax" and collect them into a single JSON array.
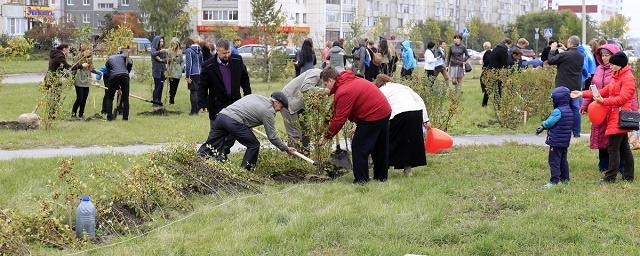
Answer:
[
  {"xmin": 619, "ymin": 110, "xmax": 640, "ymax": 130},
  {"xmin": 465, "ymin": 62, "xmax": 472, "ymax": 73}
]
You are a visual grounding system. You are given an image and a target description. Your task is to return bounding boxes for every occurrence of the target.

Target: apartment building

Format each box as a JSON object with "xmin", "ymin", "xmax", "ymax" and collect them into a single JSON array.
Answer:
[
  {"xmin": 2, "ymin": 0, "xmax": 56, "ymax": 36},
  {"xmin": 545, "ymin": 0, "xmax": 623, "ymax": 23},
  {"xmin": 62, "ymin": 0, "xmax": 138, "ymax": 28}
]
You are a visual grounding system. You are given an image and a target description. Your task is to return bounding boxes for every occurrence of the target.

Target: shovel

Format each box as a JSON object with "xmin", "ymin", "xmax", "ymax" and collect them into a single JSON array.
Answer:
[
  {"xmin": 252, "ymin": 128, "xmax": 315, "ymax": 165},
  {"xmin": 92, "ymin": 83, "xmax": 163, "ymax": 106}
]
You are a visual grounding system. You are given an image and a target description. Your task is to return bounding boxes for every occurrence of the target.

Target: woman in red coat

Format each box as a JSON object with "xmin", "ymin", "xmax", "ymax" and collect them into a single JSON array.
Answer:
[{"xmin": 572, "ymin": 52, "xmax": 637, "ymax": 183}]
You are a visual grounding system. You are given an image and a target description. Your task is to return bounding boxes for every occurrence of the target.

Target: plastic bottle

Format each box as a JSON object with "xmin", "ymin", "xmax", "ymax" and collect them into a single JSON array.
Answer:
[{"xmin": 75, "ymin": 195, "xmax": 96, "ymax": 239}]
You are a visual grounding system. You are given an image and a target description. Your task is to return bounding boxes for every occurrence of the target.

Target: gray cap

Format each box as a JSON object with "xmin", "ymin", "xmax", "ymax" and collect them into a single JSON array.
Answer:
[{"xmin": 270, "ymin": 91, "xmax": 289, "ymax": 109}]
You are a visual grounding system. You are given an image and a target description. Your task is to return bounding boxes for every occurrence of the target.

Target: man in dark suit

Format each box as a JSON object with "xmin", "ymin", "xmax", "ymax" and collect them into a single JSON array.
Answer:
[{"xmin": 198, "ymin": 38, "xmax": 251, "ymax": 155}]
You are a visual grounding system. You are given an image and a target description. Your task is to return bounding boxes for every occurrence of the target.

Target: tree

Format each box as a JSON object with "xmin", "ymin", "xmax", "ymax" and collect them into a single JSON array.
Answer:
[
  {"xmin": 139, "ymin": 0, "xmax": 190, "ymax": 37},
  {"xmin": 216, "ymin": 26, "xmax": 240, "ymax": 43},
  {"xmin": 600, "ymin": 14, "xmax": 630, "ymax": 40},
  {"xmin": 558, "ymin": 25, "xmax": 570, "ymax": 44},
  {"xmin": 250, "ymin": 0, "xmax": 286, "ymax": 82},
  {"xmin": 464, "ymin": 17, "xmax": 503, "ymax": 50},
  {"xmin": 515, "ymin": 11, "xmax": 596, "ymax": 46},
  {"xmin": 104, "ymin": 26, "xmax": 133, "ymax": 56},
  {"xmin": 24, "ymin": 17, "xmax": 76, "ymax": 50}
]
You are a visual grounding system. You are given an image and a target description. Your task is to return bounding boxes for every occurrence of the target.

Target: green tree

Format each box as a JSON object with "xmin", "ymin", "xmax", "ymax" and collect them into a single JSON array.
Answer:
[
  {"xmin": 139, "ymin": 0, "xmax": 190, "ymax": 37},
  {"xmin": 73, "ymin": 24, "xmax": 93, "ymax": 45},
  {"xmin": 515, "ymin": 10, "xmax": 595, "ymax": 45},
  {"xmin": 464, "ymin": 17, "xmax": 503, "ymax": 50},
  {"xmin": 600, "ymin": 14, "xmax": 630, "ymax": 40},
  {"xmin": 510, "ymin": 26, "xmax": 520, "ymax": 42},
  {"xmin": 105, "ymin": 26, "xmax": 134, "ymax": 56},
  {"xmin": 250, "ymin": 0, "xmax": 286, "ymax": 82},
  {"xmin": 558, "ymin": 25, "xmax": 570, "ymax": 44},
  {"xmin": 217, "ymin": 26, "xmax": 240, "ymax": 42}
]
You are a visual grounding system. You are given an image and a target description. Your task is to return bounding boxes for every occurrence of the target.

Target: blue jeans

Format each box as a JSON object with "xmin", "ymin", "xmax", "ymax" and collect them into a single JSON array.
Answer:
[{"xmin": 570, "ymin": 97, "xmax": 582, "ymax": 137}]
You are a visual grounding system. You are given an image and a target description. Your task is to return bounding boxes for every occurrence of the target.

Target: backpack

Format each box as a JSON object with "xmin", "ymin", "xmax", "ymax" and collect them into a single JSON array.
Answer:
[{"xmin": 373, "ymin": 52, "xmax": 383, "ymax": 66}]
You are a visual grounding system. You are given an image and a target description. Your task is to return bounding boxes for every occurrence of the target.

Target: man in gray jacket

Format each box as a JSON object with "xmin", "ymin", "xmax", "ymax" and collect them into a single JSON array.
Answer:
[
  {"xmin": 281, "ymin": 68, "xmax": 323, "ymax": 149},
  {"xmin": 198, "ymin": 92, "xmax": 296, "ymax": 170}
]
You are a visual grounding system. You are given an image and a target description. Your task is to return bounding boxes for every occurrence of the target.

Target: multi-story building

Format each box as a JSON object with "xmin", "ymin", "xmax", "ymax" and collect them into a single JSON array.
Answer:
[
  {"xmin": 545, "ymin": 0, "xmax": 623, "ymax": 23},
  {"xmin": 2, "ymin": 0, "xmax": 56, "ymax": 36},
  {"xmin": 62, "ymin": 0, "xmax": 139, "ymax": 29},
  {"xmin": 325, "ymin": 0, "xmax": 356, "ymax": 42},
  {"xmin": 356, "ymin": 0, "xmax": 426, "ymax": 37}
]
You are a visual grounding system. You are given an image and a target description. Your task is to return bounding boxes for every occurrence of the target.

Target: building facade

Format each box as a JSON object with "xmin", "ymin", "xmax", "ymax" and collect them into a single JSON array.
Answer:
[
  {"xmin": 2, "ymin": 0, "xmax": 56, "ymax": 36},
  {"xmin": 545, "ymin": 0, "xmax": 623, "ymax": 23},
  {"xmin": 62, "ymin": 0, "xmax": 139, "ymax": 29}
]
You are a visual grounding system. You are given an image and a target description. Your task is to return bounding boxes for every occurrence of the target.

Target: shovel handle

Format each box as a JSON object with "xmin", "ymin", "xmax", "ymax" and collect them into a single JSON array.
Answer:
[{"xmin": 252, "ymin": 128, "xmax": 315, "ymax": 165}]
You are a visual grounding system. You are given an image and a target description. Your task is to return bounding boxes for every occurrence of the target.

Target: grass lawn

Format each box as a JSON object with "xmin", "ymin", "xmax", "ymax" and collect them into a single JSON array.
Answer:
[
  {"xmin": 0, "ymin": 59, "xmax": 49, "ymax": 74},
  {"xmin": 0, "ymin": 79, "xmax": 286, "ymax": 149},
  {"xmin": 0, "ymin": 64, "xmax": 590, "ymax": 149},
  {"xmin": 3, "ymin": 143, "xmax": 639, "ymax": 255}
]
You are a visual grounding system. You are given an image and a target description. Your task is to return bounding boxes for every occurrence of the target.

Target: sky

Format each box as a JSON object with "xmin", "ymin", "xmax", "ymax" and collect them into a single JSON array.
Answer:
[{"xmin": 622, "ymin": 0, "xmax": 640, "ymax": 38}]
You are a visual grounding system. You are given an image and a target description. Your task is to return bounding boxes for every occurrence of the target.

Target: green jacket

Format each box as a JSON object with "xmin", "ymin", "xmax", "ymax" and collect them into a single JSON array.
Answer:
[{"xmin": 167, "ymin": 51, "xmax": 184, "ymax": 79}]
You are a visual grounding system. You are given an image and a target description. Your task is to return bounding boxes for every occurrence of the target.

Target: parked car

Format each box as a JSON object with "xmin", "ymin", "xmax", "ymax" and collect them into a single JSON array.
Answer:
[
  {"xmin": 237, "ymin": 44, "xmax": 267, "ymax": 60},
  {"xmin": 467, "ymin": 49, "xmax": 484, "ymax": 65},
  {"xmin": 624, "ymin": 50, "xmax": 638, "ymax": 64}
]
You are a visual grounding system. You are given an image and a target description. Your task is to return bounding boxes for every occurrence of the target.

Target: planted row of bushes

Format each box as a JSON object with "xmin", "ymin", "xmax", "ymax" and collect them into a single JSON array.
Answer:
[{"xmin": 1, "ymin": 144, "xmax": 322, "ymax": 255}]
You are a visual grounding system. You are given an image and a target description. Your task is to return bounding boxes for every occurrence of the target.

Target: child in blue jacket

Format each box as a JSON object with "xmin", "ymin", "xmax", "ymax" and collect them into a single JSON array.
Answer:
[{"xmin": 536, "ymin": 86, "xmax": 575, "ymax": 188}]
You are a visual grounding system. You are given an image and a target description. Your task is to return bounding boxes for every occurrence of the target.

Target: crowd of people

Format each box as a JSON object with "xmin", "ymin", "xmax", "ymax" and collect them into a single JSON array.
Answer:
[{"xmin": 45, "ymin": 32, "xmax": 637, "ymax": 186}]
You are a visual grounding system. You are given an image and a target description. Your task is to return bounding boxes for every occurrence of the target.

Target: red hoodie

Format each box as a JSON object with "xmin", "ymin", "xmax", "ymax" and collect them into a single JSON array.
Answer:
[{"xmin": 324, "ymin": 71, "xmax": 392, "ymax": 139}]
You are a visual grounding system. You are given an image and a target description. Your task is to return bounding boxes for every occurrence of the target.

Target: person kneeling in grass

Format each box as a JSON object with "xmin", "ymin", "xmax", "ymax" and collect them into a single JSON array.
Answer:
[
  {"xmin": 535, "ymin": 86, "xmax": 574, "ymax": 188},
  {"xmin": 197, "ymin": 92, "xmax": 296, "ymax": 171}
]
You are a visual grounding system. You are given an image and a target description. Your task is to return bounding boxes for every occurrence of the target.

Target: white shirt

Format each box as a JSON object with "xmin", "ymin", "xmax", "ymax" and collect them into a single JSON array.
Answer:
[
  {"xmin": 424, "ymin": 49, "xmax": 436, "ymax": 71},
  {"xmin": 378, "ymin": 82, "xmax": 429, "ymax": 122}
]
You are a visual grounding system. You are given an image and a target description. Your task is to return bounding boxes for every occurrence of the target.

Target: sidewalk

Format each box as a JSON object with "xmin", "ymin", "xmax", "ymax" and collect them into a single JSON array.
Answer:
[{"xmin": 0, "ymin": 134, "xmax": 590, "ymax": 160}]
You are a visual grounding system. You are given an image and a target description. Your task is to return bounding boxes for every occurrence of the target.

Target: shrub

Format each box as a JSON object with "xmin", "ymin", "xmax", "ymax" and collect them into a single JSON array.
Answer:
[
  {"xmin": 133, "ymin": 60, "xmax": 152, "ymax": 85},
  {"xmin": 483, "ymin": 67, "xmax": 556, "ymax": 129},
  {"xmin": 399, "ymin": 74, "xmax": 463, "ymax": 132},
  {"xmin": 38, "ymin": 71, "xmax": 74, "ymax": 129},
  {"xmin": 298, "ymin": 90, "xmax": 334, "ymax": 174},
  {"xmin": 0, "ymin": 36, "xmax": 34, "ymax": 59}
]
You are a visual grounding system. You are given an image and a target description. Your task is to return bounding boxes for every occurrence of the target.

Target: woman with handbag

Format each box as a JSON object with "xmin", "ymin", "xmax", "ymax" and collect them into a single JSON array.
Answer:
[
  {"xmin": 571, "ymin": 51, "xmax": 637, "ymax": 183},
  {"xmin": 446, "ymin": 34, "xmax": 470, "ymax": 95}
]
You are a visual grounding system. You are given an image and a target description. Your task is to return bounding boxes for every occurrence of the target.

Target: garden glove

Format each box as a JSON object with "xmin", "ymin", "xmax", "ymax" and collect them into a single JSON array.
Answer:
[{"xmin": 535, "ymin": 125, "xmax": 545, "ymax": 136}]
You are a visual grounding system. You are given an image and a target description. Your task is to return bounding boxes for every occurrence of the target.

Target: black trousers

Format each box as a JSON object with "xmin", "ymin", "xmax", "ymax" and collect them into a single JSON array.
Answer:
[
  {"xmin": 168, "ymin": 78, "xmax": 180, "ymax": 103},
  {"xmin": 604, "ymin": 133, "xmax": 635, "ymax": 182},
  {"xmin": 351, "ymin": 116, "xmax": 390, "ymax": 183},
  {"xmin": 72, "ymin": 86, "xmax": 89, "ymax": 117},
  {"xmin": 103, "ymin": 75, "xmax": 130, "ymax": 120},
  {"xmin": 401, "ymin": 68, "xmax": 413, "ymax": 79},
  {"xmin": 548, "ymin": 146, "xmax": 569, "ymax": 184},
  {"xmin": 152, "ymin": 74, "xmax": 165, "ymax": 105},
  {"xmin": 480, "ymin": 69, "xmax": 489, "ymax": 107},
  {"xmin": 188, "ymin": 75, "xmax": 200, "ymax": 114},
  {"xmin": 198, "ymin": 114, "xmax": 259, "ymax": 170}
]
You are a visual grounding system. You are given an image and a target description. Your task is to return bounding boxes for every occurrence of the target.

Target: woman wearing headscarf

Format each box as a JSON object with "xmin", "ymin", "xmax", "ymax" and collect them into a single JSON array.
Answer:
[{"xmin": 373, "ymin": 74, "xmax": 429, "ymax": 177}]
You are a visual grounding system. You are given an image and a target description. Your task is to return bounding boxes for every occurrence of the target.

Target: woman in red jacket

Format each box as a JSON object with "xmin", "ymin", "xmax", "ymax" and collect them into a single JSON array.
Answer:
[{"xmin": 572, "ymin": 52, "xmax": 636, "ymax": 183}]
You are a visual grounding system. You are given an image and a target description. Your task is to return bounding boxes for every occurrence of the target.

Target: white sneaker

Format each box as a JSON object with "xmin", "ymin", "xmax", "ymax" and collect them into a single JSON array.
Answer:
[
  {"xmin": 403, "ymin": 168, "xmax": 413, "ymax": 177},
  {"xmin": 542, "ymin": 182, "xmax": 557, "ymax": 189}
]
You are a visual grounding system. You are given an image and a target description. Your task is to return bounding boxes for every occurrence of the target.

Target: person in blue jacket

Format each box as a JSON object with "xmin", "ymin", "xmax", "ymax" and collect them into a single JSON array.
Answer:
[
  {"xmin": 535, "ymin": 86, "xmax": 575, "ymax": 188},
  {"xmin": 577, "ymin": 43, "xmax": 596, "ymax": 89},
  {"xmin": 401, "ymin": 40, "xmax": 417, "ymax": 79}
]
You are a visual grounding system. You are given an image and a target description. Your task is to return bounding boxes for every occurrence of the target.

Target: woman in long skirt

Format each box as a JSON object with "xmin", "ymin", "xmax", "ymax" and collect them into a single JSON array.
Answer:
[{"xmin": 373, "ymin": 74, "xmax": 430, "ymax": 176}]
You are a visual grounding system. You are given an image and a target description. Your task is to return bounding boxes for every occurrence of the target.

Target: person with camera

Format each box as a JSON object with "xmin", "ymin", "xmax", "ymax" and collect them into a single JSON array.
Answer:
[{"xmin": 571, "ymin": 52, "xmax": 636, "ymax": 184}]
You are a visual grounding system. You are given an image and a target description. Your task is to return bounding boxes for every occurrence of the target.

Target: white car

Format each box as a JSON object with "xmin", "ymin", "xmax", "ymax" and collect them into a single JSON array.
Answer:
[
  {"xmin": 467, "ymin": 49, "xmax": 484, "ymax": 65},
  {"xmin": 624, "ymin": 50, "xmax": 638, "ymax": 64}
]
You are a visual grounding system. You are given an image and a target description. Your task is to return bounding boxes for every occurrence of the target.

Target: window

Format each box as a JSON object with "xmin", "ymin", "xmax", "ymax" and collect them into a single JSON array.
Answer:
[
  {"xmin": 327, "ymin": 12, "xmax": 338, "ymax": 22},
  {"xmin": 366, "ymin": 16, "xmax": 376, "ymax": 26},
  {"xmin": 295, "ymin": 13, "xmax": 299, "ymax": 23},
  {"xmin": 66, "ymin": 0, "xmax": 73, "ymax": 5},
  {"xmin": 326, "ymin": 0, "xmax": 339, "ymax": 4},
  {"xmin": 83, "ymin": 0, "xmax": 89, "ymax": 5},
  {"xmin": 121, "ymin": 0, "xmax": 129, "ymax": 6},
  {"xmin": 8, "ymin": 18, "xmax": 23, "ymax": 35},
  {"xmin": 98, "ymin": 3, "xmax": 114, "ymax": 9},
  {"xmin": 82, "ymin": 13, "xmax": 90, "ymax": 23},
  {"xmin": 342, "ymin": 12, "xmax": 353, "ymax": 23},
  {"xmin": 65, "ymin": 13, "xmax": 74, "ymax": 22},
  {"xmin": 303, "ymin": 13, "xmax": 307, "ymax": 24},
  {"xmin": 202, "ymin": 10, "xmax": 238, "ymax": 21}
]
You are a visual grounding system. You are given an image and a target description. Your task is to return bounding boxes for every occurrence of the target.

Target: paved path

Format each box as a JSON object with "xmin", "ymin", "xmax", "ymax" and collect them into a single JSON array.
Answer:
[
  {"xmin": 0, "ymin": 134, "xmax": 590, "ymax": 160},
  {"xmin": 1, "ymin": 73, "xmax": 45, "ymax": 84}
]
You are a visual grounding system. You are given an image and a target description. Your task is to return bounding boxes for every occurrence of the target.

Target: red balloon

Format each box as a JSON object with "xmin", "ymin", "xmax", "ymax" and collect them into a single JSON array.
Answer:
[
  {"xmin": 425, "ymin": 128, "xmax": 454, "ymax": 154},
  {"xmin": 588, "ymin": 101, "xmax": 608, "ymax": 125}
]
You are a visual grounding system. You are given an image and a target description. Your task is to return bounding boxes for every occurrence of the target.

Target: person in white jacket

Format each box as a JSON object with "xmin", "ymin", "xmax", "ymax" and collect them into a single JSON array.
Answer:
[
  {"xmin": 373, "ymin": 74, "xmax": 430, "ymax": 177},
  {"xmin": 424, "ymin": 41, "xmax": 437, "ymax": 81}
]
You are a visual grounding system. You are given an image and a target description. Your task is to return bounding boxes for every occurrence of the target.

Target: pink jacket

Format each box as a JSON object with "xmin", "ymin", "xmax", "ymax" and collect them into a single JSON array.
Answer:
[{"xmin": 581, "ymin": 44, "xmax": 638, "ymax": 149}]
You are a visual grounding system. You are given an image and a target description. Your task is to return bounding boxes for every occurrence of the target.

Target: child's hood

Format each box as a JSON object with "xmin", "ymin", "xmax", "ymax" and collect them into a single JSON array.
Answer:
[{"xmin": 551, "ymin": 86, "xmax": 571, "ymax": 108}]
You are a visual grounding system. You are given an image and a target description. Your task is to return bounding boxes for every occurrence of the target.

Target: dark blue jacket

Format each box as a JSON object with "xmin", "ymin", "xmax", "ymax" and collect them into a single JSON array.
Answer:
[
  {"xmin": 544, "ymin": 86, "xmax": 574, "ymax": 148},
  {"xmin": 150, "ymin": 36, "xmax": 167, "ymax": 78}
]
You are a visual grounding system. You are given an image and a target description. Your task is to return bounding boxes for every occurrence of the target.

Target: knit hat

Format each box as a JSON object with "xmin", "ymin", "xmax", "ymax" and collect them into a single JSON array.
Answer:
[
  {"xmin": 270, "ymin": 91, "xmax": 289, "ymax": 109},
  {"xmin": 609, "ymin": 51, "xmax": 628, "ymax": 68}
]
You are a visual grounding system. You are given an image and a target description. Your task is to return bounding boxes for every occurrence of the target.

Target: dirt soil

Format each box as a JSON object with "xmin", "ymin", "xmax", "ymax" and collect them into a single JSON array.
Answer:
[
  {"xmin": 0, "ymin": 121, "xmax": 36, "ymax": 130},
  {"xmin": 137, "ymin": 108, "xmax": 182, "ymax": 116}
]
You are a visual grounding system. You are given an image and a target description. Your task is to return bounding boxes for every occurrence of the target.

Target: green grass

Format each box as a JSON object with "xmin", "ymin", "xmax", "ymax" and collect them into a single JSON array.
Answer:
[
  {"xmin": 0, "ymin": 80, "xmax": 285, "ymax": 149},
  {"xmin": 0, "ymin": 59, "xmax": 49, "ymax": 74},
  {"xmin": 3, "ymin": 143, "xmax": 639, "ymax": 255},
  {"xmin": 0, "ymin": 64, "xmax": 590, "ymax": 149}
]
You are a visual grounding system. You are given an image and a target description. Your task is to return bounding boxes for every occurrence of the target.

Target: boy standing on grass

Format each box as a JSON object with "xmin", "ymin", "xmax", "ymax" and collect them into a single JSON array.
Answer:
[{"xmin": 536, "ymin": 86, "xmax": 575, "ymax": 188}]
